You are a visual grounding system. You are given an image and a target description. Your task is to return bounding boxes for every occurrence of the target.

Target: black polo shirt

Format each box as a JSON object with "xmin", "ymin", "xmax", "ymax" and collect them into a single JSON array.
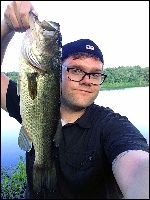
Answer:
[{"xmin": 6, "ymin": 80, "xmax": 149, "ymax": 199}]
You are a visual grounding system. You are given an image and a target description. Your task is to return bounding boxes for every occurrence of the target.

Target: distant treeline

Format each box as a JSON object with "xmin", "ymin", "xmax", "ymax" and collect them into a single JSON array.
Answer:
[
  {"xmin": 3, "ymin": 71, "xmax": 19, "ymax": 83},
  {"xmin": 101, "ymin": 65, "xmax": 149, "ymax": 90},
  {"xmin": 2, "ymin": 65, "xmax": 149, "ymax": 90}
]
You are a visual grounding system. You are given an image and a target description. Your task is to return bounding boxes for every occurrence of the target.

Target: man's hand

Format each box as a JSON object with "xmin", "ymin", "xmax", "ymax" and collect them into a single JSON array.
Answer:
[{"xmin": 3, "ymin": 1, "xmax": 38, "ymax": 33}]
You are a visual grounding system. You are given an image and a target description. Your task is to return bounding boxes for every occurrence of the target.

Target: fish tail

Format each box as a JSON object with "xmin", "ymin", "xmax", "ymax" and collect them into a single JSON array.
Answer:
[{"xmin": 33, "ymin": 163, "xmax": 57, "ymax": 194}]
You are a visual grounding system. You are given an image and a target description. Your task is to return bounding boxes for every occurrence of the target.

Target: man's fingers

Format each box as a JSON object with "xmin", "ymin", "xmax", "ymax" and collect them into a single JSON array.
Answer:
[
  {"xmin": 3, "ymin": 1, "xmax": 38, "ymax": 32},
  {"xmin": 19, "ymin": 1, "xmax": 38, "ymax": 28}
]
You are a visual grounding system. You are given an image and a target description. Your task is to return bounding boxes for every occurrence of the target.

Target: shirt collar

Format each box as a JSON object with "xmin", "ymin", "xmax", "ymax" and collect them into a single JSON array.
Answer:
[
  {"xmin": 73, "ymin": 103, "xmax": 95, "ymax": 128},
  {"xmin": 61, "ymin": 103, "xmax": 95, "ymax": 128}
]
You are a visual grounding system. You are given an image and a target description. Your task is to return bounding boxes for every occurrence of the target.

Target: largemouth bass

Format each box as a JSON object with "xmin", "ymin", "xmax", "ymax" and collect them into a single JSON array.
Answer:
[{"xmin": 18, "ymin": 12, "xmax": 62, "ymax": 194}]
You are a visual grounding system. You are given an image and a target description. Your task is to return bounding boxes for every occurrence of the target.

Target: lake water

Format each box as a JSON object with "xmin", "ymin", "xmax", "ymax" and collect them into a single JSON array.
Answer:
[{"xmin": 1, "ymin": 86, "xmax": 149, "ymax": 167}]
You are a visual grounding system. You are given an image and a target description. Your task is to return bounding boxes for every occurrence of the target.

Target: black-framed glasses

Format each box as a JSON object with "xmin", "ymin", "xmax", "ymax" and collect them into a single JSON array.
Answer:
[{"xmin": 62, "ymin": 65, "xmax": 107, "ymax": 85}]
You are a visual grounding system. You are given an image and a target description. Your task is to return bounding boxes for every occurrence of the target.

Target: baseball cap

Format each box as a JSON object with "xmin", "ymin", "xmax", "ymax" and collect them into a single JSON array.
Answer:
[{"xmin": 62, "ymin": 39, "xmax": 104, "ymax": 64}]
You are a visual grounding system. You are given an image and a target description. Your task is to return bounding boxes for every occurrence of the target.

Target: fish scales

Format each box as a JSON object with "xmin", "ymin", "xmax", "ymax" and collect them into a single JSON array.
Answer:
[{"xmin": 18, "ymin": 12, "xmax": 62, "ymax": 194}]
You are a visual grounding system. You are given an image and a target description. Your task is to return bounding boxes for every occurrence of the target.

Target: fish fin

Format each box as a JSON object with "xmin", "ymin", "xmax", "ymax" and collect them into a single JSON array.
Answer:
[
  {"xmin": 27, "ymin": 72, "xmax": 38, "ymax": 100},
  {"xmin": 33, "ymin": 163, "xmax": 57, "ymax": 194},
  {"xmin": 18, "ymin": 126, "xmax": 32, "ymax": 152},
  {"xmin": 53, "ymin": 119, "xmax": 62, "ymax": 147}
]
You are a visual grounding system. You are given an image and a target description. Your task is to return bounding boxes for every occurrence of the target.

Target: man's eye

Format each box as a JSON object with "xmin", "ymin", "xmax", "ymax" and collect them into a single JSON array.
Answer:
[
  {"xmin": 91, "ymin": 73, "xmax": 100, "ymax": 78},
  {"xmin": 72, "ymin": 69, "xmax": 82, "ymax": 74}
]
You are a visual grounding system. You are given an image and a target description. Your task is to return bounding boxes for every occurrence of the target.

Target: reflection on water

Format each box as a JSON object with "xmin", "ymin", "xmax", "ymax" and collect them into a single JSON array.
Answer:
[
  {"xmin": 95, "ymin": 87, "xmax": 149, "ymax": 129},
  {"xmin": 1, "ymin": 87, "xmax": 149, "ymax": 167},
  {"xmin": 1, "ymin": 111, "xmax": 24, "ymax": 167},
  {"xmin": 95, "ymin": 87, "xmax": 149, "ymax": 144}
]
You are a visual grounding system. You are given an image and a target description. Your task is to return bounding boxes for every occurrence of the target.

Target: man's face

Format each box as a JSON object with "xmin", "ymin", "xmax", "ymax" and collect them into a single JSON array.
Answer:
[{"xmin": 61, "ymin": 56, "xmax": 103, "ymax": 111}]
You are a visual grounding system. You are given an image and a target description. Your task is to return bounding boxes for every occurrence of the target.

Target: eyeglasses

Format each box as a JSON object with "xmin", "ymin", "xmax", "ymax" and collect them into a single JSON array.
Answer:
[{"xmin": 62, "ymin": 65, "xmax": 107, "ymax": 85}]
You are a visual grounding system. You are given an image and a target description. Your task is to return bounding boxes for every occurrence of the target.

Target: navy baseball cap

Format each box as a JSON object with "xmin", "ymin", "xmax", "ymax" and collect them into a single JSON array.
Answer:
[{"xmin": 62, "ymin": 39, "xmax": 104, "ymax": 64}]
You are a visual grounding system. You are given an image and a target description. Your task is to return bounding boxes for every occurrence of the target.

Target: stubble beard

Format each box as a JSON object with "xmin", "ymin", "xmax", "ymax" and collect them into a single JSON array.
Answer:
[{"xmin": 61, "ymin": 93, "xmax": 97, "ymax": 112}]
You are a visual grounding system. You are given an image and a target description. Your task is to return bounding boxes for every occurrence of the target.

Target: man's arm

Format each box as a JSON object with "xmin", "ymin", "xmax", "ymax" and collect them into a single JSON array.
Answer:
[
  {"xmin": 112, "ymin": 150, "xmax": 149, "ymax": 199},
  {"xmin": 1, "ymin": 19, "xmax": 15, "ymax": 65},
  {"xmin": 1, "ymin": 19, "xmax": 15, "ymax": 112}
]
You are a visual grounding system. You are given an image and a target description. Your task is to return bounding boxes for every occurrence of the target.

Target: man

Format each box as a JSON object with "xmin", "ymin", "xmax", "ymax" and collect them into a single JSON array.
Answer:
[{"xmin": 1, "ymin": 1, "xmax": 149, "ymax": 199}]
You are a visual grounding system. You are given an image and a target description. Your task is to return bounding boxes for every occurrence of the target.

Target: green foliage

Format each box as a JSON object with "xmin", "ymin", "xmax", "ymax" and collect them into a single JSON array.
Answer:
[
  {"xmin": 102, "ymin": 65, "xmax": 149, "ymax": 90},
  {"xmin": 1, "ymin": 156, "xmax": 26, "ymax": 199},
  {"xmin": 2, "ymin": 71, "xmax": 19, "ymax": 83}
]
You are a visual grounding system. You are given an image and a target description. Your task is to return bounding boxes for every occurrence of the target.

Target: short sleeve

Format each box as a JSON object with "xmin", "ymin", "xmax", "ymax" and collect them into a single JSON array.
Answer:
[
  {"xmin": 6, "ymin": 79, "xmax": 22, "ymax": 124},
  {"xmin": 102, "ymin": 110, "xmax": 149, "ymax": 163}
]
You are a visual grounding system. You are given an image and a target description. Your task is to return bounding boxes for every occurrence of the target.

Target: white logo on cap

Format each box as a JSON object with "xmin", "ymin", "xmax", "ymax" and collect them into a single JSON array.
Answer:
[{"xmin": 86, "ymin": 45, "xmax": 94, "ymax": 50}]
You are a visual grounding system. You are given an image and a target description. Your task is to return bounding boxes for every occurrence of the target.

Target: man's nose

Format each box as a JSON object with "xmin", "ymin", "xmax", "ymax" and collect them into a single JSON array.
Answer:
[{"xmin": 79, "ymin": 74, "xmax": 91, "ymax": 85}]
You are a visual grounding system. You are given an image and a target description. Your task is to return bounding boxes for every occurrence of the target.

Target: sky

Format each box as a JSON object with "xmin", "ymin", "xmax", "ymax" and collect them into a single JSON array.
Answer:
[{"xmin": 1, "ymin": 1, "xmax": 149, "ymax": 72}]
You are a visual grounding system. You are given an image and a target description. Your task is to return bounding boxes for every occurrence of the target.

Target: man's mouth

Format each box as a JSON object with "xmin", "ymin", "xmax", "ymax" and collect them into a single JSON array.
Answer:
[{"xmin": 75, "ymin": 89, "xmax": 92, "ymax": 93}]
